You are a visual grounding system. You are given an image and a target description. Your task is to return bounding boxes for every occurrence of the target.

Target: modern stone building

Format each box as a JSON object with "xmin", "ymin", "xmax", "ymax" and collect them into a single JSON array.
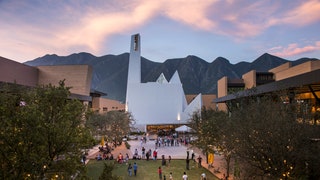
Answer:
[
  {"xmin": 0, "ymin": 56, "xmax": 101, "ymax": 110},
  {"xmin": 215, "ymin": 60, "xmax": 320, "ymax": 125},
  {"xmin": 91, "ymin": 96, "xmax": 125, "ymax": 113}
]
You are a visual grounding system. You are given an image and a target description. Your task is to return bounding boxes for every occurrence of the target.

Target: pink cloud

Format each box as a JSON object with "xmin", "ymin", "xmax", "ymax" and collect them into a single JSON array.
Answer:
[
  {"xmin": 283, "ymin": 0, "xmax": 320, "ymax": 26},
  {"xmin": 162, "ymin": 0, "xmax": 217, "ymax": 31},
  {"xmin": 1, "ymin": 0, "xmax": 319, "ymax": 62},
  {"xmin": 56, "ymin": 0, "xmax": 218, "ymax": 53},
  {"xmin": 210, "ymin": 1, "xmax": 280, "ymax": 37},
  {"xmin": 215, "ymin": 1, "xmax": 320, "ymax": 38},
  {"xmin": 269, "ymin": 41, "xmax": 320, "ymax": 57},
  {"xmin": 0, "ymin": 1, "xmax": 162, "ymax": 59},
  {"xmin": 53, "ymin": 1, "xmax": 161, "ymax": 53}
]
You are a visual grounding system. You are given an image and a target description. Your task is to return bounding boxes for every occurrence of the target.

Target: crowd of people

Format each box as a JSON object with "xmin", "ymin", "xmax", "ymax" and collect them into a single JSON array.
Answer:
[
  {"xmin": 95, "ymin": 142, "xmax": 115, "ymax": 161},
  {"xmin": 154, "ymin": 135, "xmax": 192, "ymax": 147},
  {"xmin": 130, "ymin": 136, "xmax": 208, "ymax": 180},
  {"xmin": 91, "ymin": 134, "xmax": 216, "ymax": 179}
]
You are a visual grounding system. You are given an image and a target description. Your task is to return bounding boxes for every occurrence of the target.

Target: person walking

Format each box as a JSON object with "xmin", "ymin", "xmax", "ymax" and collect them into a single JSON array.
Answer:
[
  {"xmin": 133, "ymin": 162, "xmax": 138, "ymax": 176},
  {"xmin": 182, "ymin": 172, "xmax": 188, "ymax": 180},
  {"xmin": 158, "ymin": 166, "xmax": 163, "ymax": 180},
  {"xmin": 127, "ymin": 163, "xmax": 132, "ymax": 176}
]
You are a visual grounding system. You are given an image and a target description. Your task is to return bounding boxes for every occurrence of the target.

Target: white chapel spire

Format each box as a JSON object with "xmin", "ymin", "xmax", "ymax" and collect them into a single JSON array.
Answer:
[{"xmin": 127, "ymin": 34, "xmax": 141, "ymax": 84}]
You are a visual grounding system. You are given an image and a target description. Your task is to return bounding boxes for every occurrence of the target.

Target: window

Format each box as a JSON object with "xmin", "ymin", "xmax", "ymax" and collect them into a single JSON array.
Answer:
[{"xmin": 134, "ymin": 35, "xmax": 139, "ymax": 51}]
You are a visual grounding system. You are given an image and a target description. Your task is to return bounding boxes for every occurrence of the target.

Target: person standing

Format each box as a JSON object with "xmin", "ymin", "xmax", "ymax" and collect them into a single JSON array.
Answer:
[
  {"xmin": 186, "ymin": 158, "xmax": 190, "ymax": 170},
  {"xmin": 133, "ymin": 162, "xmax": 138, "ymax": 176},
  {"xmin": 169, "ymin": 172, "xmax": 173, "ymax": 180},
  {"xmin": 82, "ymin": 154, "xmax": 86, "ymax": 165},
  {"xmin": 197, "ymin": 155, "xmax": 202, "ymax": 168},
  {"xmin": 153, "ymin": 150, "xmax": 158, "ymax": 160},
  {"xmin": 158, "ymin": 166, "xmax": 162, "ymax": 180},
  {"xmin": 146, "ymin": 150, "xmax": 150, "ymax": 161},
  {"xmin": 125, "ymin": 153, "xmax": 129, "ymax": 163},
  {"xmin": 182, "ymin": 172, "xmax": 188, "ymax": 180},
  {"xmin": 162, "ymin": 155, "xmax": 166, "ymax": 166},
  {"xmin": 186, "ymin": 149, "xmax": 189, "ymax": 159},
  {"xmin": 142, "ymin": 146, "xmax": 146, "ymax": 159},
  {"xmin": 191, "ymin": 151, "xmax": 195, "ymax": 162}
]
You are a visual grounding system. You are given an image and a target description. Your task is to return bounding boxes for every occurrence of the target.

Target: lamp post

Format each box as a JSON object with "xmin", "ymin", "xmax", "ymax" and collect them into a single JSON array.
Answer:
[{"xmin": 176, "ymin": 113, "xmax": 181, "ymax": 140}]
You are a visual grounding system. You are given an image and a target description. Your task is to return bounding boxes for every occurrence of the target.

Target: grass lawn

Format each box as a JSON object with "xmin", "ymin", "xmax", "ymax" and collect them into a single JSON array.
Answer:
[{"xmin": 86, "ymin": 159, "xmax": 220, "ymax": 180}]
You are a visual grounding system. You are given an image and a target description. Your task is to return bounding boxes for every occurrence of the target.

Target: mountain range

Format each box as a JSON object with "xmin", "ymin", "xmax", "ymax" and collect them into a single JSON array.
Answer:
[{"xmin": 24, "ymin": 53, "xmax": 319, "ymax": 102}]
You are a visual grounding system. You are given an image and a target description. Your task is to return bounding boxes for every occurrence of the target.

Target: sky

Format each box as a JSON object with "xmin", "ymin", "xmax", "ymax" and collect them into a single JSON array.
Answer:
[{"xmin": 0, "ymin": 0, "xmax": 320, "ymax": 64}]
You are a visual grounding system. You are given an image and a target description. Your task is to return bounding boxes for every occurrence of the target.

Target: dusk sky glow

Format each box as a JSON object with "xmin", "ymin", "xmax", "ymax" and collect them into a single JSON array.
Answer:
[{"xmin": 1, "ymin": 0, "xmax": 319, "ymax": 64}]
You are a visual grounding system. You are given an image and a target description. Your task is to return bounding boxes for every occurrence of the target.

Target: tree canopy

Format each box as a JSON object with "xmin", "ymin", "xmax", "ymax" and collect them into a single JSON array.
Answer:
[
  {"xmin": 189, "ymin": 93, "xmax": 320, "ymax": 179},
  {"xmin": 189, "ymin": 108, "xmax": 233, "ymax": 178},
  {"xmin": 86, "ymin": 110, "xmax": 133, "ymax": 147},
  {"xmin": 0, "ymin": 82, "xmax": 93, "ymax": 179}
]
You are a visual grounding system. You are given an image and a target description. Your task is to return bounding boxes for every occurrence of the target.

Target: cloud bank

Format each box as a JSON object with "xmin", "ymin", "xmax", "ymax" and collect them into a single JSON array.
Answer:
[
  {"xmin": 0, "ymin": 0, "xmax": 319, "ymax": 61},
  {"xmin": 269, "ymin": 41, "xmax": 320, "ymax": 58}
]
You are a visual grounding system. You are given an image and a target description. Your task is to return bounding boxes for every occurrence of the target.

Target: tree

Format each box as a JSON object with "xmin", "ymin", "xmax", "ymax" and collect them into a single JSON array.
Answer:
[
  {"xmin": 190, "ymin": 92, "xmax": 320, "ymax": 179},
  {"xmin": 86, "ymin": 110, "xmax": 133, "ymax": 147},
  {"xmin": 189, "ymin": 108, "xmax": 234, "ymax": 178},
  {"xmin": 99, "ymin": 163, "xmax": 120, "ymax": 180},
  {"xmin": 0, "ymin": 81, "xmax": 93, "ymax": 179},
  {"xmin": 229, "ymin": 93, "xmax": 320, "ymax": 179}
]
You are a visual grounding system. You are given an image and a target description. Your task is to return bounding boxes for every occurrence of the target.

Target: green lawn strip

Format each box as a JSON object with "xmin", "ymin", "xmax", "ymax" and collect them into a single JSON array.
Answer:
[{"xmin": 87, "ymin": 159, "xmax": 220, "ymax": 180}]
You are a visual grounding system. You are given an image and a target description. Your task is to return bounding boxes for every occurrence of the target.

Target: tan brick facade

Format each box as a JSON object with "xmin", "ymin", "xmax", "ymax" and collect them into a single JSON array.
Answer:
[
  {"xmin": 37, "ymin": 65, "xmax": 92, "ymax": 96},
  {"xmin": 92, "ymin": 97, "xmax": 125, "ymax": 113},
  {"xmin": 242, "ymin": 70, "xmax": 256, "ymax": 89},
  {"xmin": 0, "ymin": 56, "xmax": 38, "ymax": 87},
  {"xmin": 217, "ymin": 77, "xmax": 228, "ymax": 111},
  {"xmin": 272, "ymin": 61, "xmax": 320, "ymax": 81},
  {"xmin": 216, "ymin": 60, "xmax": 320, "ymax": 112}
]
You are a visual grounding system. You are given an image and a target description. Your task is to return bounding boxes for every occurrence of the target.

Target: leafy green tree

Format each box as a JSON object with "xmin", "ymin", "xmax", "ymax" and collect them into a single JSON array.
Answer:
[
  {"xmin": 190, "ymin": 92, "xmax": 320, "ymax": 179},
  {"xmin": 87, "ymin": 110, "xmax": 133, "ymax": 147},
  {"xmin": 189, "ymin": 108, "xmax": 234, "ymax": 178},
  {"xmin": 99, "ymin": 163, "xmax": 120, "ymax": 180},
  {"xmin": 0, "ymin": 82, "xmax": 93, "ymax": 179},
  {"xmin": 85, "ymin": 111, "xmax": 108, "ymax": 137},
  {"xmin": 230, "ymin": 94, "xmax": 320, "ymax": 179}
]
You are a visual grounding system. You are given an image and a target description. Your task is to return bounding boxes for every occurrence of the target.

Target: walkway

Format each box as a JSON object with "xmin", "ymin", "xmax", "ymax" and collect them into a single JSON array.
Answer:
[{"xmin": 86, "ymin": 137, "xmax": 232, "ymax": 179}]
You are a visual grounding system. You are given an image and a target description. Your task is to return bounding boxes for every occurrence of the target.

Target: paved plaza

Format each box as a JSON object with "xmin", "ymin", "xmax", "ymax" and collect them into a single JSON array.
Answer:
[{"xmin": 86, "ymin": 136, "xmax": 229, "ymax": 179}]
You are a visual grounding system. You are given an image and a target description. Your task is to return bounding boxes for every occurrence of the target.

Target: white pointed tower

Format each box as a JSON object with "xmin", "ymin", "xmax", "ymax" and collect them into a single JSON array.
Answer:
[
  {"xmin": 127, "ymin": 34, "xmax": 141, "ymax": 83},
  {"xmin": 126, "ymin": 34, "xmax": 141, "ymax": 112},
  {"xmin": 125, "ymin": 34, "xmax": 202, "ymax": 132}
]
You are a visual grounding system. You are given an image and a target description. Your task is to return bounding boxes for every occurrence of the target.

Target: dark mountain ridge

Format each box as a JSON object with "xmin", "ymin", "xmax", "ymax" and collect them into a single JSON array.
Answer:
[{"xmin": 25, "ymin": 53, "xmax": 319, "ymax": 102}]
